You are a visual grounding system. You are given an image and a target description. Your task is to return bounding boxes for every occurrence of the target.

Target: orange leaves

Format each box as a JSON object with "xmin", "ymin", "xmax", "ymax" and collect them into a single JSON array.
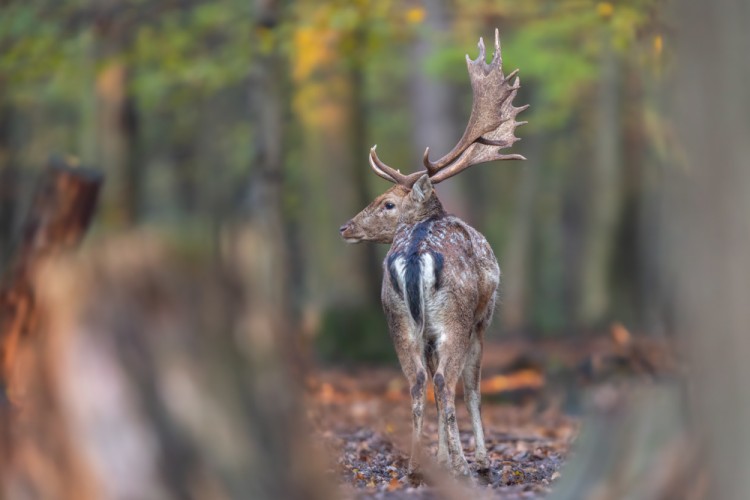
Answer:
[
  {"xmin": 597, "ymin": 2, "xmax": 614, "ymax": 18},
  {"xmin": 611, "ymin": 321, "xmax": 632, "ymax": 346},
  {"xmin": 292, "ymin": 26, "xmax": 338, "ymax": 83},
  {"xmin": 387, "ymin": 476, "xmax": 400, "ymax": 491},
  {"xmin": 481, "ymin": 369, "xmax": 545, "ymax": 395},
  {"xmin": 653, "ymin": 34, "xmax": 664, "ymax": 56},
  {"xmin": 291, "ymin": 20, "xmax": 348, "ymax": 131}
]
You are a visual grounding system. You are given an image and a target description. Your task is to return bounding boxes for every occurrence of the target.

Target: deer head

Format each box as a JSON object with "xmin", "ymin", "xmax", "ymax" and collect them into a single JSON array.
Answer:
[{"xmin": 340, "ymin": 29, "xmax": 528, "ymax": 244}]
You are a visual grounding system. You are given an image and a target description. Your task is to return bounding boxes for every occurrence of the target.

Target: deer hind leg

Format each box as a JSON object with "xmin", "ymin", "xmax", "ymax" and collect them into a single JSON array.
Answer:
[
  {"xmin": 433, "ymin": 335, "xmax": 471, "ymax": 476},
  {"xmin": 408, "ymin": 366, "xmax": 427, "ymax": 476},
  {"xmin": 462, "ymin": 333, "xmax": 488, "ymax": 471},
  {"xmin": 425, "ymin": 339, "xmax": 447, "ymax": 464},
  {"xmin": 393, "ymin": 331, "xmax": 428, "ymax": 476}
]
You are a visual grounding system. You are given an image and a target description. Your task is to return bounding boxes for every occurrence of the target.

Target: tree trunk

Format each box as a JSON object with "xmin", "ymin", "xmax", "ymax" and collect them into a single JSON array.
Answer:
[
  {"xmin": 224, "ymin": 0, "xmax": 293, "ymax": 340},
  {"xmin": 349, "ymin": 23, "xmax": 382, "ymax": 305},
  {"xmin": 92, "ymin": 1, "xmax": 139, "ymax": 227},
  {"xmin": 501, "ymin": 132, "xmax": 542, "ymax": 333},
  {"xmin": 2, "ymin": 235, "xmax": 330, "ymax": 500},
  {"xmin": 664, "ymin": 0, "xmax": 750, "ymax": 496},
  {"xmin": 409, "ymin": 0, "xmax": 466, "ymax": 218},
  {"xmin": 0, "ymin": 159, "xmax": 102, "ymax": 406},
  {"xmin": 576, "ymin": 37, "xmax": 623, "ymax": 327},
  {"xmin": 0, "ymin": 98, "xmax": 19, "ymax": 272},
  {"xmin": 551, "ymin": 2, "xmax": 750, "ymax": 497}
]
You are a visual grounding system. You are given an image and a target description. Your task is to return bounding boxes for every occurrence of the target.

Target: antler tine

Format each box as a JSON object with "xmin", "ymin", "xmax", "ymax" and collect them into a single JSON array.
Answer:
[
  {"xmin": 369, "ymin": 146, "xmax": 397, "ymax": 183},
  {"xmin": 492, "ymin": 28, "xmax": 502, "ymax": 66},
  {"xmin": 369, "ymin": 146, "xmax": 424, "ymax": 186},
  {"xmin": 422, "ymin": 147, "xmax": 440, "ymax": 175}
]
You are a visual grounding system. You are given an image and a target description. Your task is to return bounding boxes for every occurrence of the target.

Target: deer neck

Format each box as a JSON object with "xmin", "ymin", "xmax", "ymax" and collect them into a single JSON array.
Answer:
[
  {"xmin": 399, "ymin": 195, "xmax": 446, "ymax": 233},
  {"xmin": 420, "ymin": 195, "xmax": 446, "ymax": 220}
]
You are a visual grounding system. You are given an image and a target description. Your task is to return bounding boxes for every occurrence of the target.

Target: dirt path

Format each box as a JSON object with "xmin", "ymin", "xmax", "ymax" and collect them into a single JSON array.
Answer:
[{"xmin": 307, "ymin": 365, "xmax": 578, "ymax": 499}]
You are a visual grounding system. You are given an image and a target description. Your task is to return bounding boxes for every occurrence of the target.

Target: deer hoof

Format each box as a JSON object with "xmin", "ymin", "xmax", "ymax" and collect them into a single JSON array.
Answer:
[
  {"xmin": 407, "ymin": 464, "xmax": 424, "ymax": 484},
  {"xmin": 474, "ymin": 455, "xmax": 490, "ymax": 472},
  {"xmin": 452, "ymin": 458, "xmax": 471, "ymax": 477}
]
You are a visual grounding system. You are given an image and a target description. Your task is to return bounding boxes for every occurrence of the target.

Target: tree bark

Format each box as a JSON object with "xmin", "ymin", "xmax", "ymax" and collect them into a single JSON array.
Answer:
[
  {"xmin": 92, "ymin": 0, "xmax": 139, "ymax": 227},
  {"xmin": 664, "ymin": 0, "xmax": 750, "ymax": 497},
  {"xmin": 576, "ymin": 36, "xmax": 623, "ymax": 327},
  {"xmin": 0, "ymin": 98, "xmax": 19, "ymax": 272},
  {"xmin": 408, "ymin": 0, "xmax": 467, "ymax": 218},
  {"xmin": 501, "ymin": 132, "xmax": 542, "ymax": 333},
  {"xmin": 224, "ymin": 0, "xmax": 295, "ymax": 347},
  {"xmin": 2, "ymin": 236, "xmax": 330, "ymax": 500},
  {"xmin": 552, "ymin": 2, "xmax": 750, "ymax": 498},
  {"xmin": 0, "ymin": 159, "xmax": 102, "ymax": 406},
  {"xmin": 347, "ymin": 21, "xmax": 384, "ymax": 305}
]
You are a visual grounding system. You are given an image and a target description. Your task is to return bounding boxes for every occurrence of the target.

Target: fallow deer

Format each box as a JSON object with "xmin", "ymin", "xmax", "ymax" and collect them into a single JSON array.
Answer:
[{"xmin": 339, "ymin": 30, "xmax": 527, "ymax": 476}]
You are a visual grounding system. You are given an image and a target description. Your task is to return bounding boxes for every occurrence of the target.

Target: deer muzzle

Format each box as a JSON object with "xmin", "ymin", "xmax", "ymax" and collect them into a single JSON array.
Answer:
[{"xmin": 339, "ymin": 221, "xmax": 363, "ymax": 244}]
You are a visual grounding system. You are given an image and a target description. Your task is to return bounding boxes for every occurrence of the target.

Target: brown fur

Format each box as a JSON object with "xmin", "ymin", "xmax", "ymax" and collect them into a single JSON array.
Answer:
[{"xmin": 341, "ymin": 175, "xmax": 499, "ymax": 476}]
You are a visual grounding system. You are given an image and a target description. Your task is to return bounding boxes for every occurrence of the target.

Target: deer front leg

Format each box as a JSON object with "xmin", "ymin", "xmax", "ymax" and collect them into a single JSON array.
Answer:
[{"xmin": 462, "ymin": 334, "xmax": 488, "ymax": 471}]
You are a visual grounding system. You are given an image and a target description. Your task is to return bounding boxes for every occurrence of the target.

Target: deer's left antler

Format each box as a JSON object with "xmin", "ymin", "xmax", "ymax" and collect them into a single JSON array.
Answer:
[{"xmin": 369, "ymin": 29, "xmax": 528, "ymax": 187}]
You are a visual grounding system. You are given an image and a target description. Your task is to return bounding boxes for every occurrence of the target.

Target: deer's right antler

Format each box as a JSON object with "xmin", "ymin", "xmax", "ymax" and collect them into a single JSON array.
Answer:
[
  {"xmin": 368, "ymin": 146, "xmax": 424, "ymax": 186},
  {"xmin": 368, "ymin": 29, "xmax": 527, "ymax": 188}
]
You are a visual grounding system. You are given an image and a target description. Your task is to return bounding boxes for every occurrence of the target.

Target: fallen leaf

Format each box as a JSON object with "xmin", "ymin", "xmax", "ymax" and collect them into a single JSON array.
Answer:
[
  {"xmin": 388, "ymin": 477, "xmax": 400, "ymax": 491},
  {"xmin": 481, "ymin": 369, "xmax": 544, "ymax": 395}
]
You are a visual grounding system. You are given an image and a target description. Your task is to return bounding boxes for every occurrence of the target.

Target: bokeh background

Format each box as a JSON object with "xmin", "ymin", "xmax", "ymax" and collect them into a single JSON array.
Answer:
[
  {"xmin": 0, "ymin": 0, "xmax": 669, "ymax": 362},
  {"xmin": 4, "ymin": 0, "xmax": 750, "ymax": 499}
]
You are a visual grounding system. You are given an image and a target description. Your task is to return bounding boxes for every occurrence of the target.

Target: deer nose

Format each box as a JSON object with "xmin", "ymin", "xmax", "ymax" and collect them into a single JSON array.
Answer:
[{"xmin": 339, "ymin": 223, "xmax": 350, "ymax": 234}]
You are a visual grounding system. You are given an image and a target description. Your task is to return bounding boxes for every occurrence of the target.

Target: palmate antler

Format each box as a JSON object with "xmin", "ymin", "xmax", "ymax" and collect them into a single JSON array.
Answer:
[{"xmin": 371, "ymin": 29, "xmax": 528, "ymax": 187}]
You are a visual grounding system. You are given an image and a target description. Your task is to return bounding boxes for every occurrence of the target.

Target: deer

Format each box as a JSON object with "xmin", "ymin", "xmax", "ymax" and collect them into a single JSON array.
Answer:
[{"xmin": 339, "ymin": 30, "xmax": 527, "ymax": 477}]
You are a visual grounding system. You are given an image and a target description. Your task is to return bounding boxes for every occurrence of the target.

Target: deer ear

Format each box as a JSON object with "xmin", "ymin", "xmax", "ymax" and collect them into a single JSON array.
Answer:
[{"xmin": 410, "ymin": 174, "xmax": 433, "ymax": 203}]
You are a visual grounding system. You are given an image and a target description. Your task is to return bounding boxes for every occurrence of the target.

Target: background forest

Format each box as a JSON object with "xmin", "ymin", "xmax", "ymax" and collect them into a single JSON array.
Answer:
[
  {"xmin": 5, "ymin": 0, "xmax": 750, "ymax": 499},
  {"xmin": 0, "ymin": 0, "xmax": 669, "ymax": 362}
]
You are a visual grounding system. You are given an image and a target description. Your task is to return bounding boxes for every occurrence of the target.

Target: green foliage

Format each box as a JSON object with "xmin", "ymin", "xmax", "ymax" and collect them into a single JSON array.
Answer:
[
  {"xmin": 452, "ymin": 0, "xmax": 663, "ymax": 130},
  {"xmin": 316, "ymin": 305, "xmax": 397, "ymax": 364},
  {"xmin": 0, "ymin": 0, "xmax": 669, "ymax": 349},
  {"xmin": 128, "ymin": 1, "xmax": 252, "ymax": 108}
]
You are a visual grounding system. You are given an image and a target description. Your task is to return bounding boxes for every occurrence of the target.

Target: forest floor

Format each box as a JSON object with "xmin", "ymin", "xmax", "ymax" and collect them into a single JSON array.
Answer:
[{"xmin": 306, "ymin": 328, "xmax": 676, "ymax": 499}]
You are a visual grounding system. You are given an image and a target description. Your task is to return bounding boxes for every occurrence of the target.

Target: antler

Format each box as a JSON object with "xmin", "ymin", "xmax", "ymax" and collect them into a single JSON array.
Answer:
[
  {"xmin": 369, "ymin": 146, "xmax": 424, "ymax": 186},
  {"xmin": 424, "ymin": 29, "xmax": 528, "ymax": 183},
  {"xmin": 368, "ymin": 29, "xmax": 527, "ymax": 187}
]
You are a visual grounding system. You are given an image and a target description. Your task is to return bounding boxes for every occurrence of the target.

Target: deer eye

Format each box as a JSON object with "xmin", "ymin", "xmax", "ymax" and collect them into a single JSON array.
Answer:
[{"xmin": 384, "ymin": 202, "xmax": 395, "ymax": 210}]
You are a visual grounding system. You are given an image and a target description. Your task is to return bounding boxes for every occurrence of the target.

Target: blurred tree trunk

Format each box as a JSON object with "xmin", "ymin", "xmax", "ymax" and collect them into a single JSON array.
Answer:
[
  {"xmin": 0, "ymin": 96, "xmax": 19, "ymax": 271},
  {"xmin": 93, "ymin": 2, "xmax": 140, "ymax": 227},
  {"xmin": 226, "ymin": 0, "xmax": 292, "ymax": 335},
  {"xmin": 3, "ymin": 235, "xmax": 329, "ymax": 500},
  {"xmin": 409, "ymin": 0, "xmax": 465, "ymax": 218},
  {"xmin": 349, "ymin": 21, "xmax": 382, "ymax": 305},
  {"xmin": 665, "ymin": 0, "xmax": 750, "ymax": 497},
  {"xmin": 172, "ymin": 138, "xmax": 198, "ymax": 215},
  {"xmin": 576, "ymin": 37, "xmax": 623, "ymax": 327},
  {"xmin": 502, "ymin": 132, "xmax": 542, "ymax": 332},
  {"xmin": 0, "ymin": 160, "xmax": 102, "ymax": 408},
  {"xmin": 553, "ymin": 2, "xmax": 750, "ymax": 498}
]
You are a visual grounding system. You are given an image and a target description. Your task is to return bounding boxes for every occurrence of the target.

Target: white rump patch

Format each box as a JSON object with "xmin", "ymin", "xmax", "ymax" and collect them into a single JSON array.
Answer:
[
  {"xmin": 420, "ymin": 253, "xmax": 436, "ymax": 292},
  {"xmin": 391, "ymin": 256, "xmax": 407, "ymax": 302}
]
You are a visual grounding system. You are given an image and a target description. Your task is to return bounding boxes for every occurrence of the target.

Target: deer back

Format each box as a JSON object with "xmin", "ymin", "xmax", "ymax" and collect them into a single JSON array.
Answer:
[{"xmin": 382, "ymin": 214, "xmax": 499, "ymax": 331}]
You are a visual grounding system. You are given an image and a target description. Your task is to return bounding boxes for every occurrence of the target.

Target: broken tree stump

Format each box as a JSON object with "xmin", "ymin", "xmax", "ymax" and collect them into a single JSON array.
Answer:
[
  {"xmin": 3, "ymin": 234, "xmax": 330, "ymax": 500},
  {"xmin": 0, "ymin": 158, "xmax": 102, "ymax": 405}
]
